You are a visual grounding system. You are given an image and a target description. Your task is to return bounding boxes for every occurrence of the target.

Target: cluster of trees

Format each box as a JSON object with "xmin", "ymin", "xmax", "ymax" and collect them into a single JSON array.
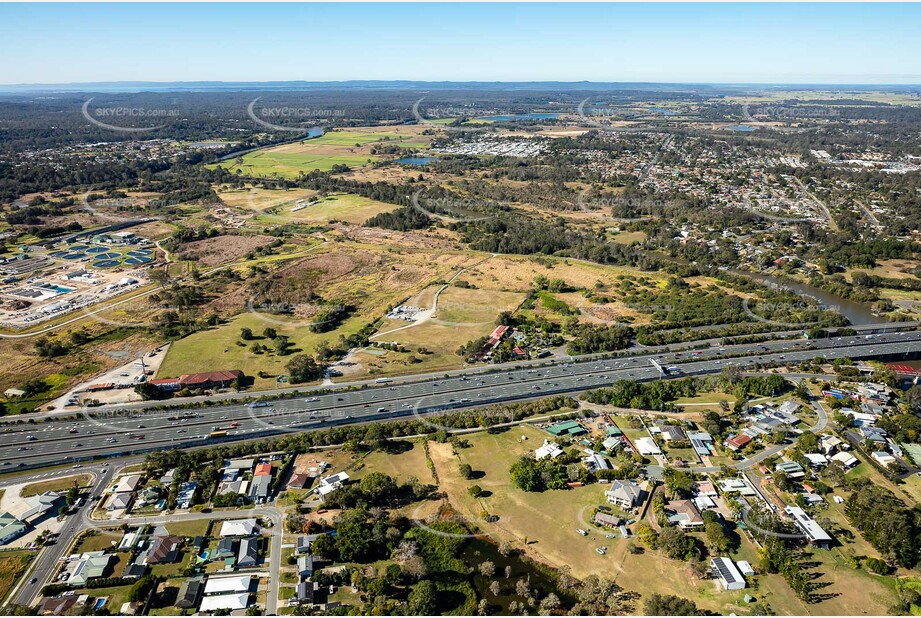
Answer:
[
  {"xmin": 509, "ymin": 452, "xmax": 575, "ymax": 492},
  {"xmin": 365, "ymin": 206, "xmax": 431, "ymax": 231},
  {"xmin": 583, "ymin": 378, "xmax": 702, "ymax": 411},
  {"xmin": 321, "ymin": 471, "xmax": 436, "ymax": 510},
  {"xmin": 844, "ymin": 479, "xmax": 921, "ymax": 568},
  {"xmin": 566, "ymin": 323, "xmax": 633, "ymax": 354},
  {"xmin": 285, "ymin": 354, "xmax": 328, "ymax": 384}
]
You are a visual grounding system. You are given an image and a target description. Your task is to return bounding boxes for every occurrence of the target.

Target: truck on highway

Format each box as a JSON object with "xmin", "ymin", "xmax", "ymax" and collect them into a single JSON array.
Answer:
[
  {"xmin": 209, "ymin": 430, "xmax": 228, "ymax": 439},
  {"xmin": 375, "ymin": 378, "xmax": 391, "ymax": 383}
]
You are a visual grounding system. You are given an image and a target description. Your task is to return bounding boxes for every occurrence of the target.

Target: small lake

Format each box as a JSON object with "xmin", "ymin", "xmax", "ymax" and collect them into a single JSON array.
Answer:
[
  {"xmin": 648, "ymin": 106, "xmax": 677, "ymax": 116},
  {"xmin": 742, "ymin": 271, "xmax": 885, "ymax": 325},
  {"xmin": 481, "ymin": 113, "xmax": 560, "ymax": 121},
  {"xmin": 725, "ymin": 124, "xmax": 756, "ymax": 132},
  {"xmin": 396, "ymin": 156, "xmax": 439, "ymax": 166}
]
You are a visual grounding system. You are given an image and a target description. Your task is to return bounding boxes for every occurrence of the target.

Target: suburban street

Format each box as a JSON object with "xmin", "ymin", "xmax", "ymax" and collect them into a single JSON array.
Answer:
[{"xmin": 7, "ymin": 464, "xmax": 116, "ymax": 607}]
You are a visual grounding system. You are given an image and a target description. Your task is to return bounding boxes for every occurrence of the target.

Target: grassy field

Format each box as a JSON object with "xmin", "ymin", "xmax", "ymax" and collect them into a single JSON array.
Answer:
[
  {"xmin": 426, "ymin": 425, "xmax": 765, "ymax": 614},
  {"xmin": 212, "ymin": 126, "xmax": 432, "ymax": 179},
  {"xmin": 254, "ymin": 193, "xmax": 398, "ymax": 226},
  {"xmin": 21, "ymin": 473, "xmax": 93, "ymax": 497},
  {"xmin": 351, "ymin": 440, "xmax": 433, "ymax": 484},
  {"xmin": 161, "ymin": 519, "xmax": 211, "ymax": 538},
  {"xmin": 159, "ymin": 245, "xmax": 471, "ymax": 386},
  {"xmin": 216, "ymin": 185, "xmax": 318, "ymax": 211},
  {"xmin": 365, "ymin": 286, "xmax": 527, "ymax": 375},
  {"xmin": 0, "ymin": 550, "xmax": 33, "ymax": 604},
  {"xmin": 420, "ymin": 421, "xmax": 900, "ymax": 614}
]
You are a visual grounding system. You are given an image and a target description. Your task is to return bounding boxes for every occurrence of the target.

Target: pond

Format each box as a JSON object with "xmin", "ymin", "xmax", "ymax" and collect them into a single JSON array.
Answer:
[
  {"xmin": 725, "ymin": 124, "xmax": 755, "ymax": 132},
  {"xmin": 396, "ymin": 156, "xmax": 440, "ymax": 166}
]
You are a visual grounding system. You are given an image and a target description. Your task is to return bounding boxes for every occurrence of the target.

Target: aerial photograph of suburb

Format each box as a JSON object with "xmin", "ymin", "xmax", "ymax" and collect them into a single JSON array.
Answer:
[{"xmin": 0, "ymin": 1, "xmax": 919, "ymax": 616}]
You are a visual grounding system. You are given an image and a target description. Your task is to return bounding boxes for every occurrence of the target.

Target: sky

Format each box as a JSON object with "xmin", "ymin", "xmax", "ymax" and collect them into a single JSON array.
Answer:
[{"xmin": 1, "ymin": 3, "xmax": 919, "ymax": 85}]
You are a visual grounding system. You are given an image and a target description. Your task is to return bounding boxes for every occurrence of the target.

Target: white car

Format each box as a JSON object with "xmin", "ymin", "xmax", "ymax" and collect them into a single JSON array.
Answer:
[{"xmin": 576, "ymin": 529, "xmax": 588, "ymax": 536}]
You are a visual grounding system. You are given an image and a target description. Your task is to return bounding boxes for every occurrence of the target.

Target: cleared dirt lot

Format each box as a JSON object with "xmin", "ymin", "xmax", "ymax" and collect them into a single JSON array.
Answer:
[{"xmin": 174, "ymin": 234, "xmax": 278, "ymax": 267}]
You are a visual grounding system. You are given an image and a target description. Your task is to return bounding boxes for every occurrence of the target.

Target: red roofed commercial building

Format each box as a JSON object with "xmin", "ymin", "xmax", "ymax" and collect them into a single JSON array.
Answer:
[
  {"xmin": 486, "ymin": 325, "xmax": 511, "ymax": 349},
  {"xmin": 149, "ymin": 370, "xmax": 243, "ymax": 392},
  {"xmin": 254, "ymin": 462, "xmax": 273, "ymax": 477}
]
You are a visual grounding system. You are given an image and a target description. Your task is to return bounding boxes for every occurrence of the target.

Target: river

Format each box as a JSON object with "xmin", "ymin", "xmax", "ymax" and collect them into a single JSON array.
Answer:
[{"xmin": 739, "ymin": 272, "xmax": 885, "ymax": 325}]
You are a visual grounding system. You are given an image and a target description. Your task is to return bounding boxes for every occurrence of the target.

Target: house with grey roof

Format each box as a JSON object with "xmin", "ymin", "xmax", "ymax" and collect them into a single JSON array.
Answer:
[
  {"xmin": 605, "ymin": 480, "xmax": 645, "ymax": 510},
  {"xmin": 237, "ymin": 536, "xmax": 259, "ymax": 568}
]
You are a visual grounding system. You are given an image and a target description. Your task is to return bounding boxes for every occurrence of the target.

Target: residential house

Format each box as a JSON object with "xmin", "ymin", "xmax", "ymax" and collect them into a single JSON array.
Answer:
[
  {"xmin": 316, "ymin": 472, "xmax": 350, "ymax": 497},
  {"xmin": 249, "ymin": 475, "xmax": 272, "ymax": 504},
  {"xmin": 582, "ymin": 451, "xmax": 610, "ymax": 473},
  {"xmin": 224, "ymin": 459, "xmax": 255, "ymax": 472},
  {"xmin": 287, "ymin": 472, "xmax": 310, "ymax": 490},
  {"xmin": 176, "ymin": 577, "xmax": 204, "ymax": 609},
  {"xmin": 198, "ymin": 593, "xmax": 249, "ymax": 613},
  {"xmin": 237, "ymin": 537, "xmax": 259, "ymax": 568},
  {"xmin": 534, "ymin": 440, "xmax": 564, "ymax": 460},
  {"xmin": 872, "ymin": 451, "xmax": 897, "ymax": 467},
  {"xmin": 68, "ymin": 552, "xmax": 113, "ymax": 586},
  {"xmin": 297, "ymin": 555, "xmax": 317, "ymax": 577},
  {"xmin": 693, "ymin": 480, "xmax": 717, "ymax": 497},
  {"xmin": 105, "ymin": 492, "xmax": 133, "ymax": 512},
  {"xmin": 203, "ymin": 575, "xmax": 252, "ymax": 596},
  {"xmin": 159, "ymin": 468, "xmax": 177, "ymax": 486},
  {"xmin": 592, "ymin": 512, "xmax": 622, "ymax": 528},
  {"xmin": 113, "ymin": 475, "xmax": 143, "ymax": 493},
  {"xmin": 803, "ymin": 453, "xmax": 828, "ymax": 468},
  {"xmin": 220, "ymin": 519, "xmax": 258, "ymax": 537},
  {"xmin": 785, "ymin": 506, "xmax": 832, "ymax": 547},
  {"xmin": 665, "ymin": 500, "xmax": 704, "ymax": 529},
  {"xmin": 176, "ymin": 482, "xmax": 197, "ymax": 509},
  {"xmin": 660, "ymin": 425, "xmax": 687, "ymax": 442},
  {"xmin": 145, "ymin": 535, "xmax": 182, "ymax": 565},
  {"xmin": 213, "ymin": 538, "xmax": 236, "ymax": 560},
  {"xmin": 634, "ymin": 437, "xmax": 661, "ymax": 455},
  {"xmin": 775, "ymin": 461, "xmax": 805, "ymax": 479},
  {"xmin": 123, "ymin": 555, "xmax": 147, "ymax": 579},
  {"xmin": 296, "ymin": 534, "xmax": 321, "ymax": 555},
  {"xmin": 688, "ymin": 432, "xmax": 713, "ymax": 456},
  {"xmin": 605, "ymin": 480, "xmax": 645, "ymax": 510},
  {"xmin": 295, "ymin": 581, "xmax": 316, "ymax": 605},
  {"xmin": 724, "ymin": 434, "xmax": 752, "ymax": 452},
  {"xmin": 717, "ymin": 478, "xmax": 757, "ymax": 496},
  {"xmin": 818, "ymin": 434, "xmax": 844, "ymax": 455},
  {"xmin": 831, "ymin": 451, "xmax": 858, "ymax": 469},
  {"xmin": 38, "ymin": 596, "xmax": 80, "ymax": 616}
]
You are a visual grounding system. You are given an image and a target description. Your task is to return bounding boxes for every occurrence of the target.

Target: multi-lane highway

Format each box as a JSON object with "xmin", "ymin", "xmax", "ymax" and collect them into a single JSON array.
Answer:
[{"xmin": 1, "ymin": 330, "xmax": 917, "ymax": 470}]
